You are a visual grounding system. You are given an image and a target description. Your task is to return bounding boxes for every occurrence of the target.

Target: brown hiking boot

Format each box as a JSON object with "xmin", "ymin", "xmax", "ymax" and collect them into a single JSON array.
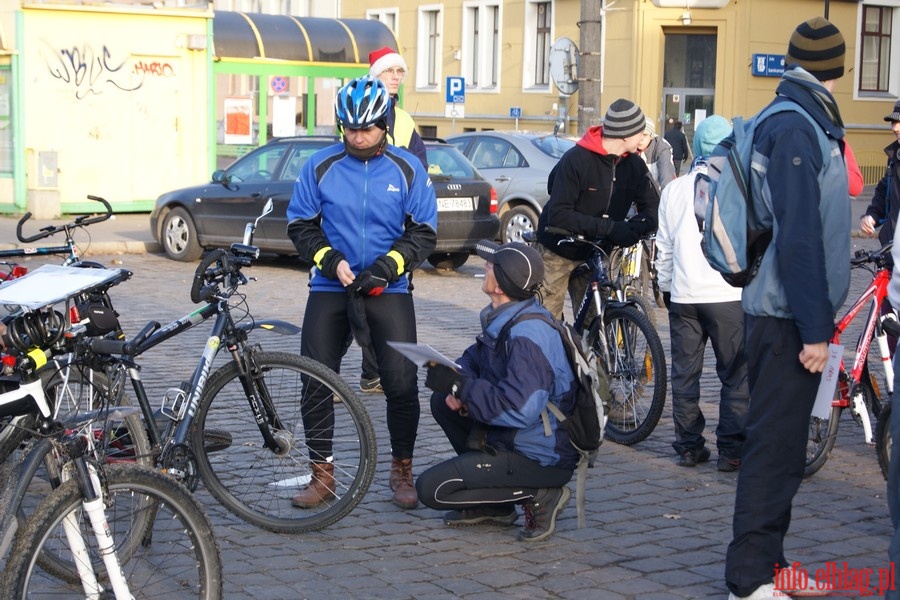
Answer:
[
  {"xmin": 390, "ymin": 457, "xmax": 418, "ymax": 509},
  {"xmin": 291, "ymin": 462, "xmax": 336, "ymax": 508}
]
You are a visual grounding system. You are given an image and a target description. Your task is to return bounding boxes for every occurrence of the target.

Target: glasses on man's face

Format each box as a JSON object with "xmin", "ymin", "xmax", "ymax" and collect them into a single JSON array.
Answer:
[{"xmin": 383, "ymin": 67, "xmax": 406, "ymax": 77}]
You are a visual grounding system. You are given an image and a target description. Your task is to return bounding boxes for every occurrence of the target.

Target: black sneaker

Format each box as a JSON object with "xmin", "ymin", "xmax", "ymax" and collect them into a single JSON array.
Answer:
[
  {"xmin": 443, "ymin": 506, "xmax": 518, "ymax": 527},
  {"xmin": 359, "ymin": 377, "xmax": 383, "ymax": 394},
  {"xmin": 677, "ymin": 446, "xmax": 711, "ymax": 468},
  {"xmin": 717, "ymin": 456, "xmax": 741, "ymax": 472},
  {"xmin": 518, "ymin": 487, "xmax": 571, "ymax": 542}
]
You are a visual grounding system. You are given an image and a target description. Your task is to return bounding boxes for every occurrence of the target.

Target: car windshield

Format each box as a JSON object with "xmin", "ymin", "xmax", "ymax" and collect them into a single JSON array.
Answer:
[
  {"xmin": 532, "ymin": 135, "xmax": 576, "ymax": 159},
  {"xmin": 226, "ymin": 145, "xmax": 288, "ymax": 183},
  {"xmin": 425, "ymin": 145, "xmax": 477, "ymax": 179}
]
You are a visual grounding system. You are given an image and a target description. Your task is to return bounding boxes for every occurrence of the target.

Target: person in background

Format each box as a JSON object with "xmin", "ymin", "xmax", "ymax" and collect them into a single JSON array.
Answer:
[
  {"xmin": 655, "ymin": 114, "xmax": 748, "ymax": 472},
  {"xmin": 535, "ymin": 98, "xmax": 659, "ymax": 322},
  {"xmin": 416, "ymin": 241, "xmax": 577, "ymax": 542},
  {"xmin": 637, "ymin": 118, "xmax": 676, "ymax": 193},
  {"xmin": 664, "ymin": 120, "xmax": 690, "ymax": 175},
  {"xmin": 368, "ymin": 46, "xmax": 428, "ymax": 169},
  {"xmin": 724, "ymin": 17, "xmax": 851, "ymax": 600},
  {"xmin": 860, "ymin": 100, "xmax": 900, "ymax": 246},
  {"xmin": 287, "ymin": 76, "xmax": 437, "ymax": 510}
]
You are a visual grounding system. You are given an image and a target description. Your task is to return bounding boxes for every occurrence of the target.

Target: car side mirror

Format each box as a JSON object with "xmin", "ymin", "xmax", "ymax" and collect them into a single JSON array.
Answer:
[{"xmin": 212, "ymin": 169, "xmax": 230, "ymax": 185}]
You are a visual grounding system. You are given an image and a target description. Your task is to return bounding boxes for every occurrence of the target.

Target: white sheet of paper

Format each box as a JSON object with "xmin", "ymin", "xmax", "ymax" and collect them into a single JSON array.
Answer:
[
  {"xmin": 812, "ymin": 343, "xmax": 843, "ymax": 419},
  {"xmin": 387, "ymin": 341, "xmax": 460, "ymax": 370},
  {"xmin": 0, "ymin": 264, "xmax": 127, "ymax": 309}
]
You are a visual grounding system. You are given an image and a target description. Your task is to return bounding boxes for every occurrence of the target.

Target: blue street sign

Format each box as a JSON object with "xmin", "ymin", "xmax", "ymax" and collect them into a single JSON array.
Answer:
[
  {"xmin": 510, "ymin": 107, "xmax": 522, "ymax": 118},
  {"xmin": 446, "ymin": 77, "xmax": 465, "ymax": 104},
  {"xmin": 751, "ymin": 54, "xmax": 785, "ymax": 77}
]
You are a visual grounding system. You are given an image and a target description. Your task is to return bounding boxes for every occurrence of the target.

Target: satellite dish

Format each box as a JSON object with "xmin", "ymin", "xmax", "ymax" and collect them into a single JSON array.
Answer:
[{"xmin": 549, "ymin": 37, "xmax": 580, "ymax": 96}]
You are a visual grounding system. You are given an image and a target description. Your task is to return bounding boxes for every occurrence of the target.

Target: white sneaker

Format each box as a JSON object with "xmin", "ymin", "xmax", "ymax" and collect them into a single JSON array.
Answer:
[{"xmin": 727, "ymin": 582, "xmax": 784, "ymax": 600}]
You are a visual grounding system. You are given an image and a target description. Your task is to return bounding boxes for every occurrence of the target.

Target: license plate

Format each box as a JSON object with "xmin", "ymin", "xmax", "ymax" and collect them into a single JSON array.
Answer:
[{"xmin": 437, "ymin": 197, "xmax": 474, "ymax": 212}]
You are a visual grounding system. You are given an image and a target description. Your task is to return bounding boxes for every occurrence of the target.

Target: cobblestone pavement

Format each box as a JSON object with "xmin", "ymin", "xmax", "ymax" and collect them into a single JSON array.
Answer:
[{"xmin": 10, "ymin": 236, "xmax": 895, "ymax": 599}]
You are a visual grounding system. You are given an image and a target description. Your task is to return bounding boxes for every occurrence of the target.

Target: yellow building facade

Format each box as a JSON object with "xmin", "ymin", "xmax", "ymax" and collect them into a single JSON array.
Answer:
[{"xmin": 344, "ymin": 0, "xmax": 897, "ymax": 182}]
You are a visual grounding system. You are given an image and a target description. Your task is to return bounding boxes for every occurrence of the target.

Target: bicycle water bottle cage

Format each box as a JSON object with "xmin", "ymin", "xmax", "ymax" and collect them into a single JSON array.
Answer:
[{"xmin": 160, "ymin": 382, "xmax": 190, "ymax": 422}]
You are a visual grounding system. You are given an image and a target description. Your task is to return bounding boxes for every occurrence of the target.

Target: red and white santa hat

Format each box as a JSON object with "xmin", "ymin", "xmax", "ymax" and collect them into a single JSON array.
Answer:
[{"xmin": 368, "ymin": 46, "xmax": 407, "ymax": 77}]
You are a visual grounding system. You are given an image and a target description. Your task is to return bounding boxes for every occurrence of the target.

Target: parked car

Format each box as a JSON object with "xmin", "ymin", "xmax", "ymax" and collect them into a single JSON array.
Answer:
[
  {"xmin": 447, "ymin": 131, "xmax": 577, "ymax": 244},
  {"xmin": 150, "ymin": 137, "xmax": 499, "ymax": 270}
]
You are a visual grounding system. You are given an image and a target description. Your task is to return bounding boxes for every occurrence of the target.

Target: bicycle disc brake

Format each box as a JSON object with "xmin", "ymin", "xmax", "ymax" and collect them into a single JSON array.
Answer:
[{"xmin": 159, "ymin": 442, "xmax": 200, "ymax": 491}]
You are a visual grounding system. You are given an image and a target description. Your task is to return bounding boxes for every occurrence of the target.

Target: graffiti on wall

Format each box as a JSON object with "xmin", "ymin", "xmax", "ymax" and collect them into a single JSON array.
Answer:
[{"xmin": 42, "ymin": 42, "xmax": 177, "ymax": 99}]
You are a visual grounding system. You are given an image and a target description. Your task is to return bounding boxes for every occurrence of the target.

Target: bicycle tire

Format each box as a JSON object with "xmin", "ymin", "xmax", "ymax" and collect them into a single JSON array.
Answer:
[
  {"xmin": 0, "ymin": 414, "xmax": 33, "ymax": 465},
  {"xmin": 623, "ymin": 289, "xmax": 657, "ymax": 326},
  {"xmin": 192, "ymin": 350, "xmax": 377, "ymax": 533},
  {"xmin": 877, "ymin": 400, "xmax": 891, "ymax": 481},
  {"xmin": 1, "ymin": 463, "xmax": 222, "ymax": 599},
  {"xmin": 589, "ymin": 306, "xmax": 667, "ymax": 445},
  {"xmin": 804, "ymin": 404, "xmax": 841, "ymax": 478}
]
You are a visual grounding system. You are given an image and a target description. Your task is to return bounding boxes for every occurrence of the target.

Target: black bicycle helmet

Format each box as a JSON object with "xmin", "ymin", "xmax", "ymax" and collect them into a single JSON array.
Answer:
[{"xmin": 334, "ymin": 77, "xmax": 391, "ymax": 130}]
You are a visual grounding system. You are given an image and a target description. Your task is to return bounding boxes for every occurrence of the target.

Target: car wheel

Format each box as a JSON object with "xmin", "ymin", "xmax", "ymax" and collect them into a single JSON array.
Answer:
[
  {"xmin": 427, "ymin": 252, "xmax": 469, "ymax": 270},
  {"xmin": 500, "ymin": 205, "xmax": 540, "ymax": 244},
  {"xmin": 161, "ymin": 207, "xmax": 203, "ymax": 262}
]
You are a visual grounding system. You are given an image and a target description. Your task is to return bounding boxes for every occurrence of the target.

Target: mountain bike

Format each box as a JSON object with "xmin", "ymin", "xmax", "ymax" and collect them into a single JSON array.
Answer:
[
  {"xmin": 66, "ymin": 200, "xmax": 377, "ymax": 533},
  {"xmin": 805, "ymin": 242, "xmax": 896, "ymax": 478},
  {"xmin": 0, "ymin": 322, "xmax": 222, "ymax": 598},
  {"xmin": 540, "ymin": 228, "xmax": 667, "ymax": 445}
]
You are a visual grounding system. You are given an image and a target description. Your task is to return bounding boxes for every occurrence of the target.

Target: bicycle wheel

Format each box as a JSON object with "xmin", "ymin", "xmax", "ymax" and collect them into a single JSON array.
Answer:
[
  {"xmin": 804, "ymin": 404, "xmax": 841, "ymax": 478},
  {"xmin": 192, "ymin": 350, "xmax": 377, "ymax": 533},
  {"xmin": 2, "ymin": 463, "xmax": 222, "ymax": 599},
  {"xmin": 877, "ymin": 400, "xmax": 891, "ymax": 481},
  {"xmin": 589, "ymin": 306, "xmax": 667, "ymax": 445}
]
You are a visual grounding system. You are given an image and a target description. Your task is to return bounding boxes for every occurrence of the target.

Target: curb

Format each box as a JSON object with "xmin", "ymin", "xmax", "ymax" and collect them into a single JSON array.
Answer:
[{"xmin": 0, "ymin": 241, "xmax": 160, "ymax": 256}]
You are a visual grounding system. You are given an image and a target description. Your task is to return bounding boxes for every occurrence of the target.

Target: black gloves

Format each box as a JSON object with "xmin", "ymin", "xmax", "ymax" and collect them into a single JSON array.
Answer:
[
  {"xmin": 425, "ymin": 363, "xmax": 467, "ymax": 397},
  {"xmin": 595, "ymin": 217, "xmax": 615, "ymax": 238},
  {"xmin": 352, "ymin": 271, "xmax": 389, "ymax": 296},
  {"xmin": 318, "ymin": 249, "xmax": 346, "ymax": 279},
  {"xmin": 662, "ymin": 291, "xmax": 671, "ymax": 310},
  {"xmin": 369, "ymin": 254, "xmax": 401, "ymax": 284}
]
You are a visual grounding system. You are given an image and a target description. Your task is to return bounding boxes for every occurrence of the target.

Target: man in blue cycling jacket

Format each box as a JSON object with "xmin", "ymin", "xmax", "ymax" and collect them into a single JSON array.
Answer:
[{"xmin": 286, "ymin": 77, "xmax": 437, "ymax": 510}]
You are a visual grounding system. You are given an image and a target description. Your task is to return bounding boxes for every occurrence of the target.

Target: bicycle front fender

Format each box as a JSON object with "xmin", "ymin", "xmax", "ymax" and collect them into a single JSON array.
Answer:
[
  {"xmin": 605, "ymin": 299, "xmax": 636, "ymax": 311},
  {"xmin": 238, "ymin": 319, "xmax": 301, "ymax": 336}
]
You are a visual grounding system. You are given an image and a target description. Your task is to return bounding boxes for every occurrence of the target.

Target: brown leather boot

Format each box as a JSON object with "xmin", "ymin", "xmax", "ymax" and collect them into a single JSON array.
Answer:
[
  {"xmin": 291, "ymin": 462, "xmax": 336, "ymax": 508},
  {"xmin": 390, "ymin": 457, "xmax": 418, "ymax": 509}
]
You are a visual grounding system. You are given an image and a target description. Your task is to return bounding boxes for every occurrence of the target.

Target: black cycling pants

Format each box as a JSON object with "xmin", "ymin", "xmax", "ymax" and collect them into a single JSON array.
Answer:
[{"xmin": 301, "ymin": 291, "xmax": 420, "ymax": 460}]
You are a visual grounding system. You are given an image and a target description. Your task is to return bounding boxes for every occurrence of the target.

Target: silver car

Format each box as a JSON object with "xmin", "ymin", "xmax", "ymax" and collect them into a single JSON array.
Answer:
[{"xmin": 448, "ymin": 131, "xmax": 576, "ymax": 244}]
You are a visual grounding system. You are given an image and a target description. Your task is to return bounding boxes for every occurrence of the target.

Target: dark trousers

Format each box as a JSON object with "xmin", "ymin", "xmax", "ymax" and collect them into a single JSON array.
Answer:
[
  {"xmin": 415, "ymin": 391, "xmax": 572, "ymax": 509},
  {"xmin": 668, "ymin": 301, "xmax": 748, "ymax": 458},
  {"xmin": 301, "ymin": 291, "xmax": 420, "ymax": 460},
  {"xmin": 887, "ymin": 351, "xmax": 900, "ymax": 600},
  {"xmin": 725, "ymin": 316, "xmax": 821, "ymax": 597}
]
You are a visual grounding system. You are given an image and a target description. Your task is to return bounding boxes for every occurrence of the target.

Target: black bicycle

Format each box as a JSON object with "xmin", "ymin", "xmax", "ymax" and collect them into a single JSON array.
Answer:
[
  {"xmin": 543, "ymin": 228, "xmax": 668, "ymax": 445},
  {"xmin": 64, "ymin": 200, "xmax": 377, "ymax": 533}
]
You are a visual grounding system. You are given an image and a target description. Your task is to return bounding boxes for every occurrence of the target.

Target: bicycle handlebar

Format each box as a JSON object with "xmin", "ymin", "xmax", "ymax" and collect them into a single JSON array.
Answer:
[
  {"xmin": 86, "ymin": 320, "xmax": 160, "ymax": 357},
  {"xmin": 16, "ymin": 195, "xmax": 113, "ymax": 244},
  {"xmin": 852, "ymin": 241, "xmax": 893, "ymax": 268}
]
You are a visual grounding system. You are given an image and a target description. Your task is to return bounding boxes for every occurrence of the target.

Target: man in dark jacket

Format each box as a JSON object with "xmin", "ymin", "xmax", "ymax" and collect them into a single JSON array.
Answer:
[
  {"xmin": 664, "ymin": 120, "xmax": 690, "ymax": 175},
  {"xmin": 725, "ymin": 18, "xmax": 851, "ymax": 600},
  {"xmin": 416, "ymin": 240, "xmax": 577, "ymax": 542},
  {"xmin": 535, "ymin": 98, "xmax": 659, "ymax": 321},
  {"xmin": 860, "ymin": 99, "xmax": 900, "ymax": 247}
]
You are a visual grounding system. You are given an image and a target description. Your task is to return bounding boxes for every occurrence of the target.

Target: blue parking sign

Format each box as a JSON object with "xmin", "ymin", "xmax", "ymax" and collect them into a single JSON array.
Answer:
[{"xmin": 446, "ymin": 77, "xmax": 465, "ymax": 104}]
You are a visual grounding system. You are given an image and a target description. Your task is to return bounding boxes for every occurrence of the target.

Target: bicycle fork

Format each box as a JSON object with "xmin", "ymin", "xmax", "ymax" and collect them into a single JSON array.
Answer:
[{"xmin": 229, "ymin": 344, "xmax": 292, "ymax": 456}]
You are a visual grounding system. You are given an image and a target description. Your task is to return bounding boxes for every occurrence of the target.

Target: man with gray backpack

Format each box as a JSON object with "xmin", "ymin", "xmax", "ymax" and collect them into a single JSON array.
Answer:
[{"xmin": 719, "ymin": 17, "xmax": 852, "ymax": 600}]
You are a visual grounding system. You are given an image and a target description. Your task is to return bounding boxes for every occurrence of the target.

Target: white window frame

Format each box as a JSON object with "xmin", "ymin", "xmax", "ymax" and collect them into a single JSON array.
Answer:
[
  {"xmin": 856, "ymin": 0, "xmax": 900, "ymax": 100},
  {"xmin": 461, "ymin": 2, "xmax": 502, "ymax": 92},
  {"xmin": 416, "ymin": 5, "xmax": 443, "ymax": 91},
  {"xmin": 522, "ymin": 0, "xmax": 553, "ymax": 92},
  {"xmin": 366, "ymin": 8, "xmax": 400, "ymax": 35}
]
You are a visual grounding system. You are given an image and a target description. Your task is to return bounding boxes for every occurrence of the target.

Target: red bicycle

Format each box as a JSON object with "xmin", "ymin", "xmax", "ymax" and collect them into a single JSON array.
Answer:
[{"xmin": 805, "ymin": 242, "xmax": 897, "ymax": 478}]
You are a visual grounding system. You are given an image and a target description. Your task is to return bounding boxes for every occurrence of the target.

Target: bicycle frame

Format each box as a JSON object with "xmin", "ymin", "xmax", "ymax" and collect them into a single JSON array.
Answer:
[{"xmin": 830, "ymin": 260, "xmax": 894, "ymax": 443}]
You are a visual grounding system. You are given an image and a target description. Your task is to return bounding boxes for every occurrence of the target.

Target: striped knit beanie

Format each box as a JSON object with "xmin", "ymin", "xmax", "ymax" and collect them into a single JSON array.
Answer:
[
  {"xmin": 785, "ymin": 17, "xmax": 845, "ymax": 81},
  {"xmin": 603, "ymin": 99, "xmax": 646, "ymax": 139}
]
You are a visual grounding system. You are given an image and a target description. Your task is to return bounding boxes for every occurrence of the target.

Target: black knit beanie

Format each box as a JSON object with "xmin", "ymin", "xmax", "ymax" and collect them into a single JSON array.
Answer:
[
  {"xmin": 603, "ymin": 99, "xmax": 646, "ymax": 139},
  {"xmin": 785, "ymin": 17, "xmax": 845, "ymax": 81}
]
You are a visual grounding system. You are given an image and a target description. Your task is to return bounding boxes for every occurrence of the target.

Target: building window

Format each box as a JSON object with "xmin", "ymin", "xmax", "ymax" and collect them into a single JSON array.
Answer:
[
  {"xmin": 417, "ymin": 6, "xmax": 442, "ymax": 88},
  {"xmin": 860, "ymin": 5, "xmax": 893, "ymax": 93},
  {"xmin": 523, "ymin": 1, "xmax": 553, "ymax": 90},
  {"xmin": 462, "ymin": 2, "xmax": 501, "ymax": 90},
  {"xmin": 367, "ymin": 8, "xmax": 399, "ymax": 34}
]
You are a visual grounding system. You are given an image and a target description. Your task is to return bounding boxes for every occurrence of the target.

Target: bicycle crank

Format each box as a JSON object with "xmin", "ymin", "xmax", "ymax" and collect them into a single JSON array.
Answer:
[{"xmin": 159, "ymin": 442, "xmax": 200, "ymax": 491}]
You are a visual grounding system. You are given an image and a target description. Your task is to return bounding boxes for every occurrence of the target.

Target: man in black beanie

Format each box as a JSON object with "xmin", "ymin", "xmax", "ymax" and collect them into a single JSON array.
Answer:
[
  {"xmin": 535, "ymin": 98, "xmax": 659, "ymax": 321},
  {"xmin": 725, "ymin": 17, "xmax": 851, "ymax": 599}
]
